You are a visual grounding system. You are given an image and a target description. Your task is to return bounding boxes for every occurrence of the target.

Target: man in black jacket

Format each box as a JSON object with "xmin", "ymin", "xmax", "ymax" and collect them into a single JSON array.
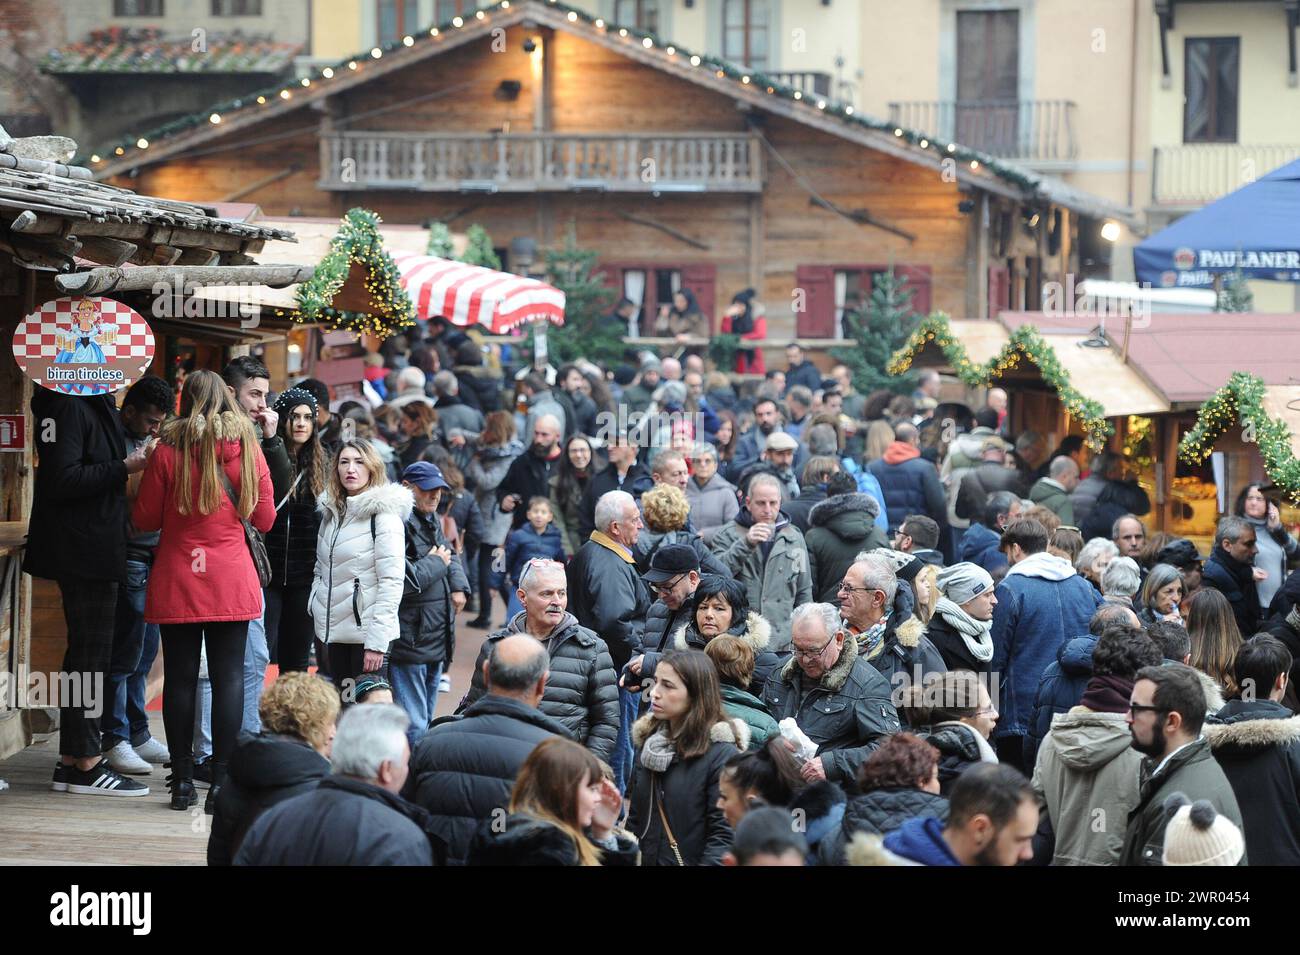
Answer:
[
  {"xmin": 27, "ymin": 388, "xmax": 149, "ymax": 798},
  {"xmin": 577, "ymin": 434, "xmax": 653, "ymax": 540},
  {"xmin": 393, "ymin": 463, "xmax": 471, "ymax": 746},
  {"xmin": 235, "ymin": 704, "xmax": 443, "ymax": 865},
  {"xmin": 1202, "ymin": 516, "xmax": 1261, "ymax": 639},
  {"xmin": 411, "ymin": 635, "xmax": 570, "ymax": 864},
  {"xmin": 785, "ymin": 456, "xmax": 840, "ymax": 533},
  {"xmin": 783, "ymin": 343, "xmax": 823, "ymax": 395},
  {"xmin": 498, "ymin": 413, "xmax": 564, "ymax": 529},
  {"xmin": 462, "ymin": 561, "xmax": 618, "ymax": 761},
  {"xmin": 1205, "ymin": 634, "xmax": 1300, "ymax": 865}
]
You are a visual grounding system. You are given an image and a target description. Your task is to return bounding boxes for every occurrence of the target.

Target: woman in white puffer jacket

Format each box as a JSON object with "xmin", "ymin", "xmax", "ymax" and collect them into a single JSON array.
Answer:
[{"xmin": 309, "ymin": 438, "xmax": 413, "ymax": 694}]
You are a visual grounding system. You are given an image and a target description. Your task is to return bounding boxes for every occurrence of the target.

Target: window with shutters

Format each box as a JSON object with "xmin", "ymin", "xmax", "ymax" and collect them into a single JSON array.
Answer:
[
  {"xmin": 379, "ymin": 0, "xmax": 421, "ymax": 43},
  {"xmin": 955, "ymin": 9, "xmax": 1019, "ymax": 155},
  {"xmin": 614, "ymin": 0, "xmax": 660, "ymax": 33},
  {"xmin": 1184, "ymin": 37, "xmax": 1239, "ymax": 143},
  {"xmin": 723, "ymin": 0, "xmax": 771, "ymax": 69},
  {"xmin": 600, "ymin": 264, "xmax": 714, "ymax": 336},
  {"xmin": 115, "ymin": 0, "xmax": 163, "ymax": 14},
  {"xmin": 799, "ymin": 266, "xmax": 933, "ymax": 339}
]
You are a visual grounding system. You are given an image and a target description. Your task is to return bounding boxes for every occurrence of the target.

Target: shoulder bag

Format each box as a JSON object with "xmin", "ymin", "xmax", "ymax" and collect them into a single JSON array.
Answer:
[{"xmin": 218, "ymin": 468, "xmax": 273, "ymax": 588}]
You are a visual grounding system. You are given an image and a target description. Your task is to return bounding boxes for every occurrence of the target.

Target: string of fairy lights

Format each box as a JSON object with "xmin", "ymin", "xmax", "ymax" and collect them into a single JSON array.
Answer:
[
  {"xmin": 1179, "ymin": 371, "xmax": 1300, "ymax": 502},
  {"xmin": 286, "ymin": 207, "xmax": 415, "ymax": 337},
  {"xmin": 888, "ymin": 312, "xmax": 1113, "ymax": 451},
  {"xmin": 82, "ymin": 0, "xmax": 1039, "ymax": 195}
]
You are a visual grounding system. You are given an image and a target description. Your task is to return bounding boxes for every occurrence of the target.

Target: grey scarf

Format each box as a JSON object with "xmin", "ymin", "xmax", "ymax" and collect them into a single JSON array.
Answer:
[
  {"xmin": 640, "ymin": 725, "xmax": 677, "ymax": 773},
  {"xmin": 935, "ymin": 596, "xmax": 995, "ymax": 663}
]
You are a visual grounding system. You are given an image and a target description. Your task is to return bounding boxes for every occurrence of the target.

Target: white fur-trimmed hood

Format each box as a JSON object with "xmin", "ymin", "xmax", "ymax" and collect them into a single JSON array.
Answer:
[
  {"xmin": 1206, "ymin": 713, "xmax": 1300, "ymax": 749},
  {"xmin": 631, "ymin": 713, "xmax": 751, "ymax": 752},
  {"xmin": 675, "ymin": 611, "xmax": 773, "ymax": 655},
  {"xmin": 317, "ymin": 482, "xmax": 414, "ymax": 523}
]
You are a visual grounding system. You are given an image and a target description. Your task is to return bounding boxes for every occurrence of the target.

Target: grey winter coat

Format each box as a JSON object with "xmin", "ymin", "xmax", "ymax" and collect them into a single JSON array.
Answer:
[
  {"xmin": 762, "ymin": 634, "xmax": 902, "ymax": 786},
  {"xmin": 460, "ymin": 611, "xmax": 620, "ymax": 763},
  {"xmin": 467, "ymin": 440, "xmax": 523, "ymax": 547},
  {"xmin": 1032, "ymin": 706, "xmax": 1144, "ymax": 865},
  {"xmin": 684, "ymin": 472, "xmax": 740, "ymax": 545},
  {"xmin": 804, "ymin": 493, "xmax": 890, "ymax": 603},
  {"xmin": 710, "ymin": 509, "xmax": 813, "ymax": 652}
]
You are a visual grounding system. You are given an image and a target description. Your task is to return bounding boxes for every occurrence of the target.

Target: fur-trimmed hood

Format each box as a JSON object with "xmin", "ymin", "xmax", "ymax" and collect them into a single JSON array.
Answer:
[
  {"xmin": 675, "ymin": 611, "xmax": 772, "ymax": 655},
  {"xmin": 891, "ymin": 614, "xmax": 925, "ymax": 650},
  {"xmin": 1206, "ymin": 700, "xmax": 1300, "ymax": 751},
  {"xmin": 809, "ymin": 492, "xmax": 881, "ymax": 530},
  {"xmin": 778, "ymin": 623, "xmax": 860, "ymax": 692},
  {"xmin": 1178, "ymin": 663, "xmax": 1227, "ymax": 715},
  {"xmin": 316, "ymin": 482, "xmax": 415, "ymax": 524},
  {"xmin": 631, "ymin": 713, "xmax": 751, "ymax": 752},
  {"xmin": 845, "ymin": 832, "xmax": 914, "ymax": 866}
]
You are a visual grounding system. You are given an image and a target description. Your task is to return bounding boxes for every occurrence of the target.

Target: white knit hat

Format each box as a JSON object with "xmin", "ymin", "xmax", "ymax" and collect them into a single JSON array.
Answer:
[{"xmin": 1161, "ymin": 794, "xmax": 1245, "ymax": 866}]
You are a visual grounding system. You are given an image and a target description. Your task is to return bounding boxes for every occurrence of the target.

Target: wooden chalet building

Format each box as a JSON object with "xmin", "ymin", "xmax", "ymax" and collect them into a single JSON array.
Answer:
[{"xmin": 90, "ymin": 0, "xmax": 1128, "ymax": 359}]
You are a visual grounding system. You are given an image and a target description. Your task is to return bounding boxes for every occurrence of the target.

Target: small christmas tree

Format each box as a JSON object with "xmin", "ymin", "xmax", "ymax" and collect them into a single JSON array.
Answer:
[
  {"xmin": 1215, "ymin": 266, "xmax": 1254, "ymax": 312},
  {"xmin": 426, "ymin": 221, "xmax": 454, "ymax": 258},
  {"xmin": 528, "ymin": 222, "xmax": 621, "ymax": 367},
  {"xmin": 460, "ymin": 224, "xmax": 502, "ymax": 270},
  {"xmin": 831, "ymin": 269, "xmax": 922, "ymax": 396}
]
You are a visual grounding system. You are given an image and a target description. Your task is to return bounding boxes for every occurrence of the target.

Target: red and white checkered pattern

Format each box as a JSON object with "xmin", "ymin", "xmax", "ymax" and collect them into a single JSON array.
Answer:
[
  {"xmin": 392, "ymin": 254, "xmax": 565, "ymax": 333},
  {"xmin": 11, "ymin": 296, "xmax": 155, "ymax": 395}
]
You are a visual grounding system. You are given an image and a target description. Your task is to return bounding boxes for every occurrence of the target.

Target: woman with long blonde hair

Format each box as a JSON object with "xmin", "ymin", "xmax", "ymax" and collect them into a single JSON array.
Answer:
[
  {"xmin": 309, "ymin": 438, "xmax": 413, "ymax": 694},
  {"xmin": 133, "ymin": 369, "xmax": 275, "ymax": 812},
  {"xmin": 467, "ymin": 737, "xmax": 635, "ymax": 865}
]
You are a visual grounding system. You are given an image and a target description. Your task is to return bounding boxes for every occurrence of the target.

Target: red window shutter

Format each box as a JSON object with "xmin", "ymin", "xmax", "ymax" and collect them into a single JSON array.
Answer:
[
  {"xmin": 896, "ymin": 265, "xmax": 933, "ymax": 317},
  {"xmin": 597, "ymin": 261, "xmax": 626, "ymax": 295},
  {"xmin": 794, "ymin": 265, "xmax": 836, "ymax": 337},
  {"xmin": 680, "ymin": 265, "xmax": 717, "ymax": 334},
  {"xmin": 988, "ymin": 265, "xmax": 1011, "ymax": 317}
]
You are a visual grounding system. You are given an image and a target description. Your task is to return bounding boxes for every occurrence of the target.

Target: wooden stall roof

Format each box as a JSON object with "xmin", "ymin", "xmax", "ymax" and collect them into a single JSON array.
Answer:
[
  {"xmin": 191, "ymin": 217, "xmax": 434, "ymax": 311},
  {"xmin": 999, "ymin": 311, "xmax": 1300, "ymax": 406},
  {"xmin": 921, "ymin": 319, "xmax": 1170, "ymax": 418}
]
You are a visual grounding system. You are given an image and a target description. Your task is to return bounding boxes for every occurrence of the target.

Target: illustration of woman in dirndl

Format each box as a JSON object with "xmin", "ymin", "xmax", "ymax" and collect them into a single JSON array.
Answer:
[{"xmin": 53, "ymin": 298, "xmax": 117, "ymax": 395}]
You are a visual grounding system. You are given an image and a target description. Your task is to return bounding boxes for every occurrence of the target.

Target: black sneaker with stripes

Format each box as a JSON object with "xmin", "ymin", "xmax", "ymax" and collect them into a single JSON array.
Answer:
[{"xmin": 65, "ymin": 760, "xmax": 149, "ymax": 797}]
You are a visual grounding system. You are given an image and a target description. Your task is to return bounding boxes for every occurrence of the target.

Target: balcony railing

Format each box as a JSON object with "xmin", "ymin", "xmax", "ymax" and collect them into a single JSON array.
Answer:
[
  {"xmin": 770, "ymin": 71, "xmax": 831, "ymax": 97},
  {"xmin": 319, "ymin": 132, "xmax": 763, "ymax": 192},
  {"xmin": 886, "ymin": 100, "xmax": 1078, "ymax": 163},
  {"xmin": 1152, "ymin": 143, "xmax": 1300, "ymax": 205}
]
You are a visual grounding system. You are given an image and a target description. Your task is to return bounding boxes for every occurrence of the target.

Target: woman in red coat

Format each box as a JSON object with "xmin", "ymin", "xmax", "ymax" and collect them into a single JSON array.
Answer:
[
  {"xmin": 133, "ymin": 369, "xmax": 275, "ymax": 812},
  {"xmin": 720, "ymin": 288, "xmax": 766, "ymax": 375}
]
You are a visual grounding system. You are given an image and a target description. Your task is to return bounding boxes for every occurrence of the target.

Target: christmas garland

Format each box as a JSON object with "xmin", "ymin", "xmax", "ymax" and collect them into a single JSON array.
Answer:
[
  {"xmin": 293, "ymin": 207, "xmax": 415, "ymax": 336},
  {"xmin": 1178, "ymin": 372, "xmax": 1300, "ymax": 501},
  {"xmin": 888, "ymin": 312, "xmax": 1113, "ymax": 450}
]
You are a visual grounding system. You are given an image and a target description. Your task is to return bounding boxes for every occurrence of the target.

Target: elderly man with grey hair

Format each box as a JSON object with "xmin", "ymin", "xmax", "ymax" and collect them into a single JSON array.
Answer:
[
  {"xmin": 567, "ymin": 490, "xmax": 652, "ymax": 791},
  {"xmin": 1029, "ymin": 455, "xmax": 1080, "ymax": 524},
  {"xmin": 762, "ymin": 602, "xmax": 901, "ymax": 786},
  {"xmin": 710, "ymin": 472, "xmax": 813, "ymax": 652},
  {"xmin": 235, "ymin": 704, "xmax": 441, "ymax": 865},
  {"xmin": 1100, "ymin": 556, "xmax": 1142, "ymax": 604},
  {"xmin": 430, "ymin": 369, "xmax": 484, "ymax": 437},
  {"xmin": 836, "ymin": 552, "xmax": 946, "ymax": 691},
  {"xmin": 414, "ymin": 634, "xmax": 574, "ymax": 864},
  {"xmin": 389, "ymin": 366, "xmax": 434, "ymax": 409}
]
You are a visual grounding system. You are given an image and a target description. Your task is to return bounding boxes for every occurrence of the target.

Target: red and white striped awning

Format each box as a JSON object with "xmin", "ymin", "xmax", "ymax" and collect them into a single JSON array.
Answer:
[{"xmin": 393, "ymin": 254, "xmax": 565, "ymax": 333}]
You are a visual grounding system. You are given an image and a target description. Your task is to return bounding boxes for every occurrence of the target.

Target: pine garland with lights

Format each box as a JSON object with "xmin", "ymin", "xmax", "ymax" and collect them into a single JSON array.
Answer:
[
  {"xmin": 888, "ymin": 312, "xmax": 1113, "ymax": 450},
  {"xmin": 293, "ymin": 207, "xmax": 415, "ymax": 336},
  {"xmin": 1178, "ymin": 372, "xmax": 1300, "ymax": 502}
]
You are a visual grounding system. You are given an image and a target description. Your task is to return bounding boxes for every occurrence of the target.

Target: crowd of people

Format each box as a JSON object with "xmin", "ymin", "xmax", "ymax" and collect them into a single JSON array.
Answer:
[{"xmin": 23, "ymin": 324, "xmax": 1300, "ymax": 867}]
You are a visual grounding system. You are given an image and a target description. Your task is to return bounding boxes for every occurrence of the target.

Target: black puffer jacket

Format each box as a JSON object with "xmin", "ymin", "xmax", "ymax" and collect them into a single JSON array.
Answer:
[
  {"xmin": 466, "ymin": 812, "xmax": 639, "ymax": 865},
  {"xmin": 393, "ymin": 509, "xmax": 471, "ymax": 667},
  {"xmin": 804, "ymin": 493, "xmax": 889, "ymax": 603},
  {"xmin": 24, "ymin": 390, "xmax": 128, "ymax": 583},
  {"xmin": 459, "ymin": 611, "xmax": 620, "ymax": 762},
  {"xmin": 918, "ymin": 722, "xmax": 989, "ymax": 795},
  {"xmin": 567, "ymin": 534, "xmax": 652, "ymax": 669},
  {"xmin": 633, "ymin": 528, "xmax": 731, "ymax": 579},
  {"xmin": 626, "ymin": 715, "xmax": 748, "ymax": 866},
  {"xmin": 1205, "ymin": 699, "xmax": 1300, "ymax": 865},
  {"xmin": 762, "ymin": 635, "xmax": 901, "ymax": 786},
  {"xmin": 233, "ymin": 776, "xmax": 445, "ymax": 866},
  {"xmin": 817, "ymin": 787, "xmax": 950, "ymax": 865},
  {"xmin": 265, "ymin": 471, "xmax": 321, "ymax": 587},
  {"xmin": 785, "ymin": 485, "xmax": 828, "ymax": 534},
  {"xmin": 409, "ymin": 694, "xmax": 571, "ymax": 865},
  {"xmin": 208, "ymin": 733, "xmax": 330, "ymax": 866}
]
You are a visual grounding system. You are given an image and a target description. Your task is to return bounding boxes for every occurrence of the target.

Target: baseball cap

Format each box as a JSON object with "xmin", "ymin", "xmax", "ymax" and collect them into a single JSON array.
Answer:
[
  {"xmin": 643, "ymin": 543, "xmax": 701, "ymax": 584},
  {"xmin": 401, "ymin": 461, "xmax": 450, "ymax": 492}
]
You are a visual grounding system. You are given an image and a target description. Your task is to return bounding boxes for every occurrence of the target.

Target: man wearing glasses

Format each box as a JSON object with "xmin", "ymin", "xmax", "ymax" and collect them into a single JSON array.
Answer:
[
  {"xmin": 762, "ymin": 603, "xmax": 899, "ymax": 786},
  {"xmin": 1120, "ymin": 664, "xmax": 1244, "ymax": 865},
  {"xmin": 622, "ymin": 544, "xmax": 702, "ymax": 692},
  {"xmin": 837, "ymin": 553, "xmax": 946, "ymax": 694}
]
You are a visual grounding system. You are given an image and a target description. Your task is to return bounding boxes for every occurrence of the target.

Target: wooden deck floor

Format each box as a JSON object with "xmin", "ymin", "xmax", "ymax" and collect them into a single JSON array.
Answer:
[{"xmin": 0, "ymin": 614, "xmax": 491, "ymax": 865}]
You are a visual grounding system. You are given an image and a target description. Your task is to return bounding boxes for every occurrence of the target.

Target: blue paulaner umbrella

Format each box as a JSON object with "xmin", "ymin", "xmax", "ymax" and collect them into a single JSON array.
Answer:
[{"xmin": 1134, "ymin": 158, "xmax": 1300, "ymax": 288}]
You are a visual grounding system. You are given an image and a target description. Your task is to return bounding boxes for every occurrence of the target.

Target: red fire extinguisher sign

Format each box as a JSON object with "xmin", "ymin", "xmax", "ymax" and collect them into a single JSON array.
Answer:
[{"xmin": 0, "ymin": 414, "xmax": 25, "ymax": 451}]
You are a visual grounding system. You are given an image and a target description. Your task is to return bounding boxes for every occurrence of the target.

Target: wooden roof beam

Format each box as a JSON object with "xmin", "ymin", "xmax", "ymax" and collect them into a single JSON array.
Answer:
[{"xmin": 56, "ymin": 263, "xmax": 315, "ymax": 295}]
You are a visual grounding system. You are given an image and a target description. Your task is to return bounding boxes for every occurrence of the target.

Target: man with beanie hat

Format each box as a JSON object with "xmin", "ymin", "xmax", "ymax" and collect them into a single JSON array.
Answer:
[
  {"xmin": 1031, "ymin": 625, "xmax": 1163, "ymax": 865},
  {"xmin": 927, "ymin": 563, "xmax": 998, "ymax": 675},
  {"xmin": 1121, "ymin": 664, "xmax": 1245, "ymax": 865},
  {"xmin": 836, "ymin": 552, "xmax": 946, "ymax": 693},
  {"xmin": 1160, "ymin": 794, "xmax": 1246, "ymax": 866}
]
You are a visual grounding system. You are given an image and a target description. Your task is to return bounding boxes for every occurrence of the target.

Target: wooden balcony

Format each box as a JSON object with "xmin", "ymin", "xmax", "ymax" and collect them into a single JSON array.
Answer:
[
  {"xmin": 1152, "ymin": 143, "xmax": 1300, "ymax": 205},
  {"xmin": 319, "ymin": 131, "xmax": 764, "ymax": 193},
  {"xmin": 886, "ymin": 99, "xmax": 1078, "ymax": 164}
]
